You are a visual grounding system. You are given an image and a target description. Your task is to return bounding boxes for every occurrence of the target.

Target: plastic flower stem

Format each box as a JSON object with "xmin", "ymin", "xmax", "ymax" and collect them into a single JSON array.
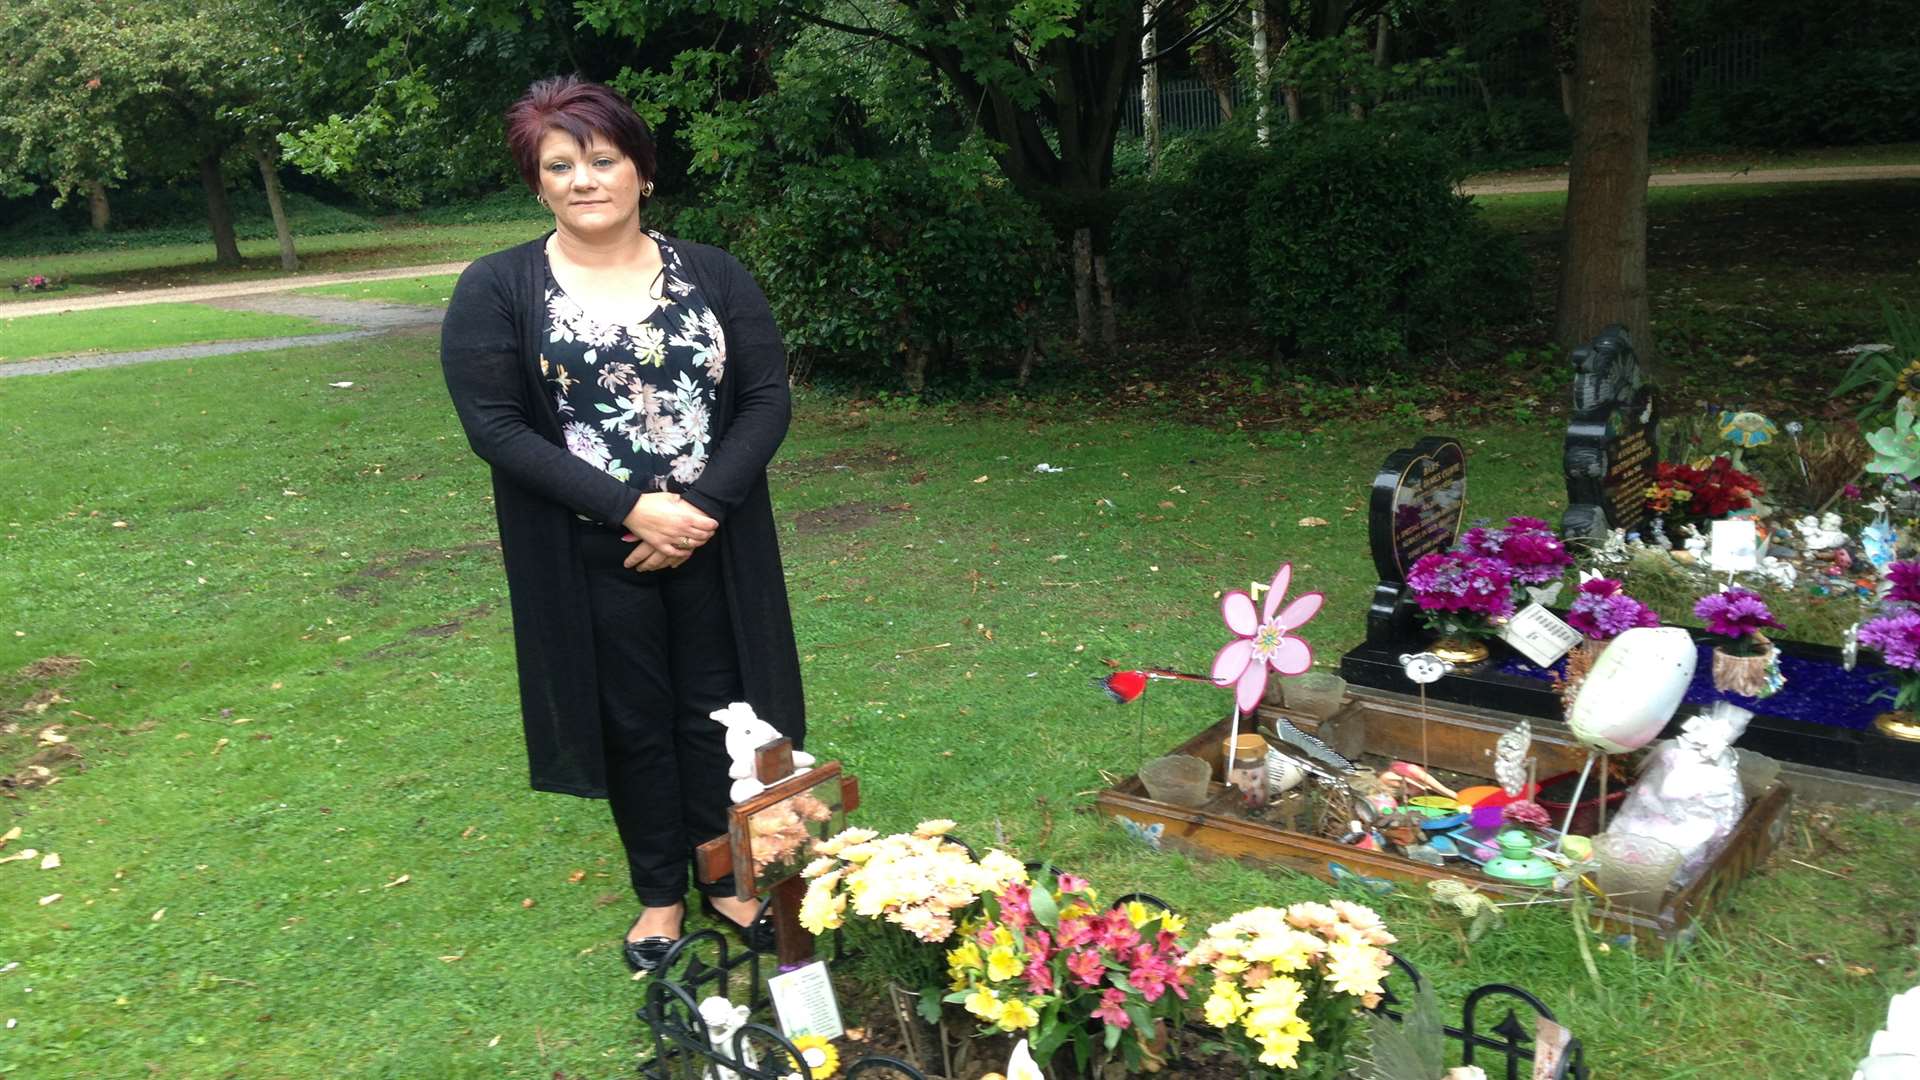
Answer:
[{"xmin": 1551, "ymin": 751, "xmax": 1597, "ymax": 855}]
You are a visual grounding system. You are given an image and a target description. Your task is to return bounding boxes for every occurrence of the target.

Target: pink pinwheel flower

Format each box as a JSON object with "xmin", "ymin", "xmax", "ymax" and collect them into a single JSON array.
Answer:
[{"xmin": 1211, "ymin": 563, "xmax": 1323, "ymax": 714}]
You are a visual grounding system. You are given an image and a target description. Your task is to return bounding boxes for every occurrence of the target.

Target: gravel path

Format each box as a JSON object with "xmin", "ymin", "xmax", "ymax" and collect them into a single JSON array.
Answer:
[
  {"xmin": 3, "ymin": 292, "xmax": 444, "ymax": 379},
  {"xmin": 3, "ymin": 260, "xmax": 470, "ymax": 318},
  {"xmin": 1, "ymin": 331, "xmax": 387, "ymax": 378},
  {"xmin": 1461, "ymin": 162, "xmax": 1920, "ymax": 196}
]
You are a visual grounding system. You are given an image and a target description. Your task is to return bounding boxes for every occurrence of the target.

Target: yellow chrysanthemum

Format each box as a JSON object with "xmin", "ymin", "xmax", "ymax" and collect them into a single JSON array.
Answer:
[
  {"xmin": 913, "ymin": 819, "xmax": 957, "ymax": 837},
  {"xmin": 1245, "ymin": 928, "xmax": 1319, "ymax": 973},
  {"xmin": 965, "ymin": 986, "xmax": 1005, "ymax": 1022},
  {"xmin": 1325, "ymin": 938, "xmax": 1387, "ymax": 998},
  {"xmin": 1245, "ymin": 975, "xmax": 1305, "ymax": 1023},
  {"xmin": 986, "ymin": 945, "xmax": 1023, "ymax": 982},
  {"xmin": 997, "ymin": 996, "xmax": 1040, "ymax": 1030},
  {"xmin": 798, "ymin": 880, "xmax": 847, "ymax": 934},
  {"xmin": 948, "ymin": 940, "xmax": 983, "ymax": 975},
  {"xmin": 1202, "ymin": 983, "xmax": 1246, "ymax": 1028},
  {"xmin": 802, "ymin": 856, "xmax": 840, "ymax": 879},
  {"xmin": 1125, "ymin": 900, "xmax": 1153, "ymax": 927},
  {"xmin": 790, "ymin": 1034, "xmax": 840, "ymax": 1080},
  {"xmin": 1253, "ymin": 1018, "xmax": 1314, "ymax": 1069}
]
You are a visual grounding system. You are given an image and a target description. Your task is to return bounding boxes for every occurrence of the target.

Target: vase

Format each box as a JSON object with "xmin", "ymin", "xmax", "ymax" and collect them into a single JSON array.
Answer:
[
  {"xmin": 1430, "ymin": 636, "xmax": 1490, "ymax": 665},
  {"xmin": 1711, "ymin": 637, "xmax": 1778, "ymax": 698},
  {"xmin": 1874, "ymin": 711, "xmax": 1920, "ymax": 743}
]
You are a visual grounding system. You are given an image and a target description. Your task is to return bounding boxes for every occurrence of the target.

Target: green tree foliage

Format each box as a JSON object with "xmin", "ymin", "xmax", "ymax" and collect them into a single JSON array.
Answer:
[
  {"xmin": 722, "ymin": 152, "xmax": 1060, "ymax": 391},
  {"xmin": 0, "ymin": 0, "xmax": 322, "ymax": 263},
  {"xmin": 1244, "ymin": 122, "xmax": 1525, "ymax": 374}
]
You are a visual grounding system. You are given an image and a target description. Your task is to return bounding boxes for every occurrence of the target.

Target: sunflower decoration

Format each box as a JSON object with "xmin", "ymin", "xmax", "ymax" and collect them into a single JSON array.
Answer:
[
  {"xmin": 1897, "ymin": 358, "xmax": 1920, "ymax": 404},
  {"xmin": 1717, "ymin": 410, "xmax": 1778, "ymax": 449},
  {"xmin": 788, "ymin": 1034, "xmax": 840, "ymax": 1080}
]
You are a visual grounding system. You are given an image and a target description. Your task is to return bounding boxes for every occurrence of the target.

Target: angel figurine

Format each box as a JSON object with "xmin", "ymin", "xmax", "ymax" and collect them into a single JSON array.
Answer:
[{"xmin": 1493, "ymin": 719, "xmax": 1532, "ymax": 797}]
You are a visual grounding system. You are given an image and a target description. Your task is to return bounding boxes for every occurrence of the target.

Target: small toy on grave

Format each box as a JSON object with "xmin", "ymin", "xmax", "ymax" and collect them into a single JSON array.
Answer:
[{"xmin": 713, "ymin": 702, "xmax": 815, "ymax": 802}]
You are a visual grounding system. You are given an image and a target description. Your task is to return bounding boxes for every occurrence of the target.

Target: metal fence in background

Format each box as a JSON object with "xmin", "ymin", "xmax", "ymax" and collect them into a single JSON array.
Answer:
[{"xmin": 1122, "ymin": 31, "xmax": 1770, "ymax": 137}]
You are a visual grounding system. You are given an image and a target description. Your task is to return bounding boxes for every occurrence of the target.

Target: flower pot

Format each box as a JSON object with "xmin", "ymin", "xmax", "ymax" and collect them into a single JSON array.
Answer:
[
  {"xmin": 1593, "ymin": 832, "xmax": 1682, "ymax": 914},
  {"xmin": 1138, "ymin": 754, "xmax": 1211, "ymax": 806},
  {"xmin": 1537, "ymin": 769, "xmax": 1631, "ymax": 837},
  {"xmin": 1430, "ymin": 636, "xmax": 1490, "ymax": 665},
  {"xmin": 1711, "ymin": 639, "xmax": 1778, "ymax": 698},
  {"xmin": 1279, "ymin": 671, "xmax": 1347, "ymax": 719},
  {"xmin": 1874, "ymin": 711, "xmax": 1920, "ymax": 743}
]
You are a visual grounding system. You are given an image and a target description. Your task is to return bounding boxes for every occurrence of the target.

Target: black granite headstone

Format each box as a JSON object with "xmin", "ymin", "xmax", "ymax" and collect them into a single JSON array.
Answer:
[
  {"xmin": 1562, "ymin": 326, "xmax": 1658, "ymax": 541},
  {"xmin": 1366, "ymin": 436, "xmax": 1467, "ymax": 643}
]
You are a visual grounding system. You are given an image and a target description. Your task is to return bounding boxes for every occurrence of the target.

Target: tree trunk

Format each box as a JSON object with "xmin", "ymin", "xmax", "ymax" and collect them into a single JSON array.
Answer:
[
  {"xmin": 1072, "ymin": 228, "xmax": 1095, "ymax": 348},
  {"xmin": 1558, "ymin": 69, "xmax": 1577, "ymax": 117},
  {"xmin": 1193, "ymin": 39, "xmax": 1236, "ymax": 121},
  {"xmin": 1094, "ymin": 250, "xmax": 1117, "ymax": 350},
  {"xmin": 1555, "ymin": 0, "xmax": 1654, "ymax": 369},
  {"xmin": 199, "ymin": 150, "xmax": 242, "ymax": 268},
  {"xmin": 1252, "ymin": 5, "xmax": 1271, "ymax": 145},
  {"xmin": 87, "ymin": 181, "xmax": 110, "ymax": 231},
  {"xmin": 1140, "ymin": 2, "xmax": 1160, "ymax": 175},
  {"xmin": 254, "ymin": 144, "xmax": 299, "ymax": 271}
]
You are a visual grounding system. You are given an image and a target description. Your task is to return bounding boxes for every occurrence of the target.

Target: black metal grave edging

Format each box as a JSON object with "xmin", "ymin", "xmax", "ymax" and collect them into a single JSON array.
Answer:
[
  {"xmin": 1373, "ymin": 953, "xmax": 1589, "ymax": 1080},
  {"xmin": 637, "ymin": 928, "xmax": 928, "ymax": 1080},
  {"xmin": 636, "ymin": 904, "xmax": 1586, "ymax": 1080}
]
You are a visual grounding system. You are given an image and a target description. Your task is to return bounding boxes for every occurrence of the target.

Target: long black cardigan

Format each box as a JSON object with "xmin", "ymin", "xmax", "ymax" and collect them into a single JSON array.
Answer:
[{"xmin": 439, "ymin": 233, "xmax": 804, "ymax": 798}]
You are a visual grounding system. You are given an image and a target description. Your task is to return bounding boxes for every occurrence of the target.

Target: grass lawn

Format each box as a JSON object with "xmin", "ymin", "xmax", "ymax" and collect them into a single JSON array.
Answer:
[
  {"xmin": 0, "ymin": 334, "xmax": 1913, "ymax": 1078},
  {"xmin": 0, "ymin": 302, "xmax": 341, "ymax": 363},
  {"xmin": 293, "ymin": 274, "xmax": 462, "ymax": 306},
  {"xmin": 0, "ymin": 221, "xmax": 540, "ymax": 305}
]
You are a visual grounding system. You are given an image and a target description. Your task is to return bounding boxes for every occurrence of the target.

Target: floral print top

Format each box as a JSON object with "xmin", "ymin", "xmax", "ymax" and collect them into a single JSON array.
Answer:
[{"xmin": 541, "ymin": 231, "xmax": 726, "ymax": 494}]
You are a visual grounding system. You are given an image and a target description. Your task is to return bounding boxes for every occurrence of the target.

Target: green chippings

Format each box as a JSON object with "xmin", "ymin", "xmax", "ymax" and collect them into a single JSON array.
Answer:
[{"xmin": 0, "ymin": 338, "xmax": 1913, "ymax": 1079}]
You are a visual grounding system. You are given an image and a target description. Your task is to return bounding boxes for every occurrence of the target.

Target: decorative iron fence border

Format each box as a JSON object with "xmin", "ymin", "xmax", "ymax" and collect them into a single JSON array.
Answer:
[{"xmin": 635, "ymin": 936, "xmax": 1586, "ymax": 1079}]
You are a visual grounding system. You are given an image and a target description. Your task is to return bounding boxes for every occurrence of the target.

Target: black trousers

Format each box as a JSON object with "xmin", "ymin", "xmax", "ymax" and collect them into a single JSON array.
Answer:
[{"xmin": 577, "ymin": 526, "xmax": 742, "ymax": 907}]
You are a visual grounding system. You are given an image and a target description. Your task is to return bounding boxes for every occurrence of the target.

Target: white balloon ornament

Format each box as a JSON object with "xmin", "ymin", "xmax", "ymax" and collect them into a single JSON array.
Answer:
[{"xmin": 1566, "ymin": 626, "xmax": 1697, "ymax": 753}]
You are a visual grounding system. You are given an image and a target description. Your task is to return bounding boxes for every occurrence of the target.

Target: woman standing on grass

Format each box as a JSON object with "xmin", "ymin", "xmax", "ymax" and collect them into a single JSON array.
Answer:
[{"xmin": 438, "ymin": 75, "xmax": 803, "ymax": 974}]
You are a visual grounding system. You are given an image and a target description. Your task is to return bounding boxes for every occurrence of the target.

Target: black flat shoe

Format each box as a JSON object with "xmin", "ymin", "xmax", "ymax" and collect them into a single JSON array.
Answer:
[
  {"xmin": 701, "ymin": 895, "xmax": 776, "ymax": 952},
  {"xmin": 624, "ymin": 905, "xmax": 685, "ymax": 974}
]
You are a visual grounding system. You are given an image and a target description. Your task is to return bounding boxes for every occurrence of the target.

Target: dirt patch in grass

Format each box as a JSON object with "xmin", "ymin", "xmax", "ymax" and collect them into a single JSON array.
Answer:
[
  {"xmin": 8, "ymin": 655, "xmax": 89, "ymax": 685},
  {"xmin": 408, "ymin": 603, "xmax": 495, "ymax": 638},
  {"xmin": 774, "ymin": 446, "xmax": 912, "ymax": 478},
  {"xmin": 2, "ymin": 659, "xmax": 92, "ymax": 793},
  {"xmin": 358, "ymin": 541, "xmax": 500, "ymax": 580},
  {"xmin": 791, "ymin": 501, "xmax": 912, "ymax": 535}
]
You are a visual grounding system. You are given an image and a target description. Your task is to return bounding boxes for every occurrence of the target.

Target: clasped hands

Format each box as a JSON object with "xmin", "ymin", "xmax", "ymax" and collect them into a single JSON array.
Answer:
[{"xmin": 620, "ymin": 492, "xmax": 717, "ymax": 572}]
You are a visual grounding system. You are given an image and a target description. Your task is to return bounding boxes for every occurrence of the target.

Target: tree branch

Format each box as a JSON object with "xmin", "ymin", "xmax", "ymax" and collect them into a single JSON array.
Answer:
[
  {"xmin": 774, "ymin": 4, "xmax": 929, "ymax": 60},
  {"xmin": 1141, "ymin": 0, "xmax": 1249, "ymax": 66}
]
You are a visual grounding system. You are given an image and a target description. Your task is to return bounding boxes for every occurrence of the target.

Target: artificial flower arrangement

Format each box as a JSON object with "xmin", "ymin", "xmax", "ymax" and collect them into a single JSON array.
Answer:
[
  {"xmin": 748, "ymin": 789, "xmax": 836, "ymax": 883},
  {"xmin": 1695, "ymin": 586, "xmax": 1785, "ymax": 698},
  {"xmin": 1458, "ymin": 515, "xmax": 1573, "ymax": 592},
  {"xmin": 1645, "ymin": 457, "xmax": 1763, "ymax": 521},
  {"xmin": 1692, "ymin": 587, "xmax": 1782, "ymax": 658},
  {"xmin": 1405, "ymin": 551, "xmax": 1516, "ymax": 642},
  {"xmin": 1184, "ymin": 900, "xmax": 1397, "ymax": 1079},
  {"xmin": 800, "ymin": 820, "xmax": 1027, "ymax": 1005},
  {"xmin": 945, "ymin": 872, "xmax": 1191, "ymax": 1076},
  {"xmin": 1857, "ymin": 561, "xmax": 1920, "ymax": 712},
  {"xmin": 1564, "ymin": 577, "xmax": 1661, "ymax": 641}
]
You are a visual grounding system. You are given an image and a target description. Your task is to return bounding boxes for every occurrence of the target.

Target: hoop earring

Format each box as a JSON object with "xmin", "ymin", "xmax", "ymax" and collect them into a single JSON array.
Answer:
[
  {"xmin": 535, "ymin": 194, "xmax": 548, "ymax": 208},
  {"xmin": 642, "ymin": 181, "xmax": 655, "ymax": 197}
]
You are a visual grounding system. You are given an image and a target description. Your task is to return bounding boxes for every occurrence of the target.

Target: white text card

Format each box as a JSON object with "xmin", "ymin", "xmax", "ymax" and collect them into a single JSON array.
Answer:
[
  {"xmin": 768, "ymin": 960, "xmax": 844, "ymax": 1040},
  {"xmin": 1502, "ymin": 603, "xmax": 1583, "ymax": 668}
]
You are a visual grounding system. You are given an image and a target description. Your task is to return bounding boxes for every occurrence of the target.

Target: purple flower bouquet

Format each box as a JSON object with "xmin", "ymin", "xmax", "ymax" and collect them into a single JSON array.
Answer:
[
  {"xmin": 1565, "ymin": 578, "xmax": 1660, "ymax": 641},
  {"xmin": 1460, "ymin": 516, "xmax": 1574, "ymax": 588},
  {"xmin": 1692, "ymin": 587, "xmax": 1783, "ymax": 657},
  {"xmin": 1407, "ymin": 551, "xmax": 1516, "ymax": 640},
  {"xmin": 1859, "ymin": 561, "xmax": 1920, "ymax": 710}
]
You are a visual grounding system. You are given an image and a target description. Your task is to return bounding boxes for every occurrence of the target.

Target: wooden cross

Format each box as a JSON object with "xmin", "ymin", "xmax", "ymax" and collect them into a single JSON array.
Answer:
[{"xmin": 694, "ymin": 738, "xmax": 860, "ymax": 967}]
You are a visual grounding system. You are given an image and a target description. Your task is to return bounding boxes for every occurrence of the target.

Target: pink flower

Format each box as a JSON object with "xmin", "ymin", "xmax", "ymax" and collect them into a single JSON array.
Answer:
[
  {"xmin": 1055, "ymin": 872, "xmax": 1091, "ymax": 897},
  {"xmin": 1025, "ymin": 929, "xmax": 1054, "ymax": 963},
  {"xmin": 1128, "ymin": 954, "xmax": 1171, "ymax": 1002},
  {"xmin": 1092, "ymin": 988, "xmax": 1131, "ymax": 1029},
  {"xmin": 1066, "ymin": 947, "xmax": 1106, "ymax": 987},
  {"xmin": 1024, "ymin": 951, "xmax": 1055, "ymax": 994},
  {"xmin": 1212, "ymin": 563, "xmax": 1323, "ymax": 714},
  {"xmin": 1095, "ymin": 910, "xmax": 1140, "ymax": 952},
  {"xmin": 999, "ymin": 882, "xmax": 1033, "ymax": 931},
  {"xmin": 1056, "ymin": 915, "xmax": 1095, "ymax": 949}
]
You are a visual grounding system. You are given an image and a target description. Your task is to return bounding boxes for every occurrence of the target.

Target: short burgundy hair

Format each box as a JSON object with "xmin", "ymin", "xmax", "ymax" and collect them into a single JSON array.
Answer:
[{"xmin": 504, "ymin": 75, "xmax": 657, "ymax": 194}]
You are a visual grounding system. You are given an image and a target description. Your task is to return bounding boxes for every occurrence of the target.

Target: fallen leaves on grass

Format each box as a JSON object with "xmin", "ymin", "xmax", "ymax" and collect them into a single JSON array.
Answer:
[
  {"xmin": 1298, "ymin": 516, "xmax": 1331, "ymax": 527},
  {"xmin": 521, "ymin": 897, "xmax": 536, "ymax": 909},
  {"xmin": 38, "ymin": 852, "xmax": 58, "ymax": 870},
  {"xmin": 383, "ymin": 874, "xmax": 410, "ymax": 888},
  {"xmin": 0, "ymin": 826, "xmax": 19, "ymax": 849},
  {"xmin": 151, "ymin": 908, "xmax": 165, "ymax": 922},
  {"xmin": 0, "ymin": 848, "xmax": 38, "ymax": 865},
  {"xmin": 567, "ymin": 869, "xmax": 586, "ymax": 884},
  {"xmin": 37, "ymin": 893, "xmax": 60, "ymax": 905}
]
